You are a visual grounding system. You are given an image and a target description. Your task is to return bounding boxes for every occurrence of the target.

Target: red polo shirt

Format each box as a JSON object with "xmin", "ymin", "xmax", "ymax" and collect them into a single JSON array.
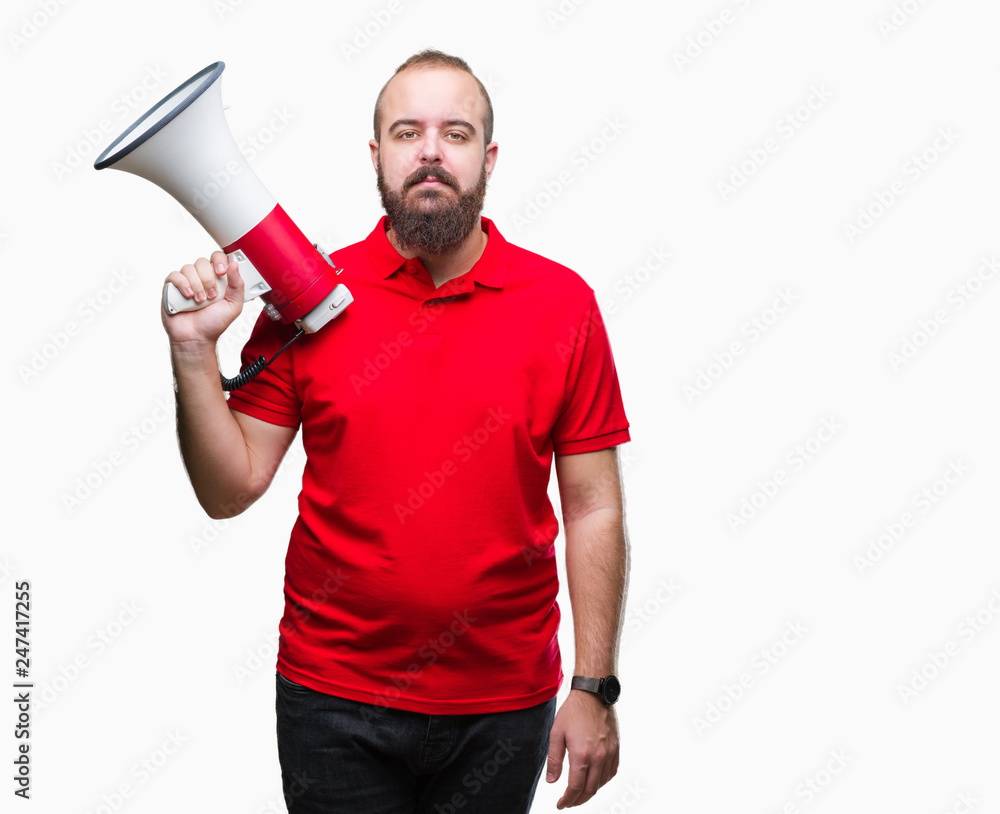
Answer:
[{"xmin": 227, "ymin": 216, "xmax": 630, "ymax": 714}]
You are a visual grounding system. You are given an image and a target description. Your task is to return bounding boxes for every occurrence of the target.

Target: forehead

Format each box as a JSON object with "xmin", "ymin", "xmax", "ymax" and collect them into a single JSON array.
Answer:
[{"xmin": 380, "ymin": 66, "xmax": 485, "ymax": 133}]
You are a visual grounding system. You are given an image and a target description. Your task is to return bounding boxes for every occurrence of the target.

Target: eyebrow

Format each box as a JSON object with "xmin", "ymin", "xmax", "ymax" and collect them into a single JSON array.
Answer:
[{"xmin": 388, "ymin": 118, "xmax": 478, "ymax": 135}]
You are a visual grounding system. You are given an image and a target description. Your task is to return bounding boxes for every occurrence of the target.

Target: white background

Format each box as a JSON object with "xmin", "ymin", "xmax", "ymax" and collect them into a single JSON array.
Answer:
[{"xmin": 3, "ymin": 0, "xmax": 1000, "ymax": 812}]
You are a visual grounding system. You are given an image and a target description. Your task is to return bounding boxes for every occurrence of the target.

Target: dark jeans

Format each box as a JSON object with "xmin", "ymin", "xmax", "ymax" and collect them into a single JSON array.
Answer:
[{"xmin": 275, "ymin": 671, "xmax": 557, "ymax": 814}]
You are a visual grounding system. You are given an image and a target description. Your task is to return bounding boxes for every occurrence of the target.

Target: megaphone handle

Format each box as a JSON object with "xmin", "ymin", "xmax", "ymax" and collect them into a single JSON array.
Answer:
[
  {"xmin": 162, "ymin": 251, "xmax": 271, "ymax": 314},
  {"xmin": 162, "ymin": 269, "xmax": 226, "ymax": 314}
]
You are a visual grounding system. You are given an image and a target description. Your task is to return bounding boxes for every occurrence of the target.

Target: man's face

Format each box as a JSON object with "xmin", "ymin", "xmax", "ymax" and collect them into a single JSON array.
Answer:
[{"xmin": 370, "ymin": 66, "xmax": 498, "ymax": 255}]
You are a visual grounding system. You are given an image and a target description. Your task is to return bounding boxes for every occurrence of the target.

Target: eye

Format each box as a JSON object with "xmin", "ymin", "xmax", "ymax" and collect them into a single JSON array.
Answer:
[
  {"xmin": 399, "ymin": 131, "xmax": 417, "ymax": 139},
  {"xmin": 446, "ymin": 132, "xmax": 466, "ymax": 141}
]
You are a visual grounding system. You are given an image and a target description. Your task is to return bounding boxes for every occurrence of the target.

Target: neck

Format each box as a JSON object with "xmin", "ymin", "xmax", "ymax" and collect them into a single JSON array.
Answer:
[{"xmin": 387, "ymin": 220, "xmax": 488, "ymax": 288}]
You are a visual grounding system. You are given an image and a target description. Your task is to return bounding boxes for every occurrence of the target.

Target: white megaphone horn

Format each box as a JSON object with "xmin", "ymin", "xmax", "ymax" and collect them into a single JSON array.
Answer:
[{"xmin": 94, "ymin": 61, "xmax": 352, "ymax": 339}]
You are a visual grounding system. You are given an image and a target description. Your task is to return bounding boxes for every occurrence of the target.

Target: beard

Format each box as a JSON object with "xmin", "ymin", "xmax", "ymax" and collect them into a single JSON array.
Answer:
[{"xmin": 377, "ymin": 160, "xmax": 488, "ymax": 256}]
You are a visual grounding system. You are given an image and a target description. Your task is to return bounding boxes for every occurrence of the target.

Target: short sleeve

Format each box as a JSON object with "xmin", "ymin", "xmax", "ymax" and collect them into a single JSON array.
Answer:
[
  {"xmin": 552, "ymin": 294, "xmax": 630, "ymax": 455},
  {"xmin": 226, "ymin": 310, "xmax": 302, "ymax": 428}
]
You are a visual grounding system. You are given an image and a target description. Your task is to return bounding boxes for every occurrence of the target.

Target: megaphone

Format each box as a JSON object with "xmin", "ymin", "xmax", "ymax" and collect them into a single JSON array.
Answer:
[{"xmin": 94, "ymin": 61, "xmax": 352, "ymax": 340}]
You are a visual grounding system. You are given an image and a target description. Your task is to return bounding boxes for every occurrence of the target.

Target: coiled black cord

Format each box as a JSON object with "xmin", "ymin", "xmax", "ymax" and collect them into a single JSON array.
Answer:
[{"xmin": 221, "ymin": 328, "xmax": 305, "ymax": 392}]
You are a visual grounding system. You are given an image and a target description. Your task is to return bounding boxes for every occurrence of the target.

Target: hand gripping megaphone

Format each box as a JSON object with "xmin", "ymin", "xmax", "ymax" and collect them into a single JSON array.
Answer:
[{"xmin": 94, "ymin": 62, "xmax": 352, "ymax": 387}]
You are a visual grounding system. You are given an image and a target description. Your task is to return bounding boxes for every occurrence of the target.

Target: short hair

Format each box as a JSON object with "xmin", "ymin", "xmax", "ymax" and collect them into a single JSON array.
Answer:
[{"xmin": 373, "ymin": 49, "xmax": 494, "ymax": 145}]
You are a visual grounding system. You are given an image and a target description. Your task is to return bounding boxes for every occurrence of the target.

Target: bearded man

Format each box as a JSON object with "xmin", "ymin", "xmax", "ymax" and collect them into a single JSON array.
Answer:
[{"xmin": 162, "ymin": 49, "xmax": 631, "ymax": 814}]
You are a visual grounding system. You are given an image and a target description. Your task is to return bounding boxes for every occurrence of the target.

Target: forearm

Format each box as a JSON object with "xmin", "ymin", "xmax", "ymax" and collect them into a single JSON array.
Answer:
[
  {"xmin": 564, "ymin": 506, "xmax": 629, "ymax": 676},
  {"xmin": 170, "ymin": 340, "xmax": 256, "ymax": 518}
]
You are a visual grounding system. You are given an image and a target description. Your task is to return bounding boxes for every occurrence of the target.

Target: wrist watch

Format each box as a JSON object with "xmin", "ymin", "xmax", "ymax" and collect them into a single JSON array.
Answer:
[{"xmin": 571, "ymin": 675, "xmax": 621, "ymax": 706}]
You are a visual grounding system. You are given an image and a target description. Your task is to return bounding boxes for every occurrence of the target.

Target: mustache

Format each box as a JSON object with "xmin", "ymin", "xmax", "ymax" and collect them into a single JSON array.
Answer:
[{"xmin": 405, "ymin": 166, "xmax": 460, "ymax": 191}]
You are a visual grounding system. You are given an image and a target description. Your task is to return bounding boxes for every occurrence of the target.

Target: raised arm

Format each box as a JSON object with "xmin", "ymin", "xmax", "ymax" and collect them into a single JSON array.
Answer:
[{"xmin": 163, "ymin": 251, "xmax": 297, "ymax": 519}]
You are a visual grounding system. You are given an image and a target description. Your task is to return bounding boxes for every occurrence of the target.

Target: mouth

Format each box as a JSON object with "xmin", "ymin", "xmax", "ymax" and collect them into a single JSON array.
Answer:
[
  {"xmin": 411, "ymin": 179, "xmax": 453, "ymax": 193},
  {"xmin": 406, "ymin": 171, "xmax": 456, "ymax": 192}
]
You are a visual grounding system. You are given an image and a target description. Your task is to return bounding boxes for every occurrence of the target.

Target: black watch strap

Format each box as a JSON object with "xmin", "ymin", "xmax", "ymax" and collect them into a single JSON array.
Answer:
[
  {"xmin": 571, "ymin": 675, "xmax": 621, "ymax": 705},
  {"xmin": 571, "ymin": 676, "xmax": 601, "ymax": 694}
]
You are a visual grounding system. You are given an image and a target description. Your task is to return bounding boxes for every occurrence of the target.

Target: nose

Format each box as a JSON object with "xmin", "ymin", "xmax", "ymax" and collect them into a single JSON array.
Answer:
[{"xmin": 418, "ymin": 133, "xmax": 443, "ymax": 164}]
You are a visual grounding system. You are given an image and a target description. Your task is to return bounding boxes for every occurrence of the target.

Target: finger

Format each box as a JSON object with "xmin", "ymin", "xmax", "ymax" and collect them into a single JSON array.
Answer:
[
  {"xmin": 576, "ymin": 756, "xmax": 607, "ymax": 808},
  {"xmin": 222, "ymin": 258, "xmax": 244, "ymax": 305},
  {"xmin": 546, "ymin": 728, "xmax": 566, "ymax": 784},
  {"xmin": 556, "ymin": 759, "xmax": 590, "ymax": 810},
  {"xmin": 594, "ymin": 740, "xmax": 616, "ymax": 791},
  {"xmin": 179, "ymin": 262, "xmax": 209, "ymax": 302},
  {"xmin": 177, "ymin": 261, "xmax": 210, "ymax": 303},
  {"xmin": 212, "ymin": 253, "xmax": 239, "ymax": 291},
  {"xmin": 210, "ymin": 250, "xmax": 231, "ymax": 273},
  {"xmin": 193, "ymin": 256, "xmax": 221, "ymax": 303},
  {"xmin": 164, "ymin": 269, "xmax": 195, "ymax": 300},
  {"xmin": 602, "ymin": 745, "xmax": 620, "ymax": 788}
]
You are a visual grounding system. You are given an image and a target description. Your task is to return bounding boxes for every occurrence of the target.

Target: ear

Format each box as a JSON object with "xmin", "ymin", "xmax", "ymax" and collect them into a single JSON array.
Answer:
[
  {"xmin": 484, "ymin": 141, "xmax": 499, "ymax": 181},
  {"xmin": 369, "ymin": 138, "xmax": 380, "ymax": 173}
]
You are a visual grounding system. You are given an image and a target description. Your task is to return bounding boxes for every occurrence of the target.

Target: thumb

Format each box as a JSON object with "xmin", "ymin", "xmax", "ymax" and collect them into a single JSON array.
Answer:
[
  {"xmin": 223, "ymin": 259, "xmax": 243, "ymax": 304},
  {"xmin": 546, "ymin": 724, "xmax": 566, "ymax": 783}
]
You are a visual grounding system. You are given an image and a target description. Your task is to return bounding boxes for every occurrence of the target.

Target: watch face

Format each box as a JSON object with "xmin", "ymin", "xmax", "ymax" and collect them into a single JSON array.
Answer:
[{"xmin": 601, "ymin": 675, "xmax": 621, "ymax": 705}]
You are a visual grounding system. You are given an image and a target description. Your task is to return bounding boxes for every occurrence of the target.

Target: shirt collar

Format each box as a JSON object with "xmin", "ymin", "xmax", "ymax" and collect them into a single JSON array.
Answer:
[{"xmin": 364, "ymin": 215, "xmax": 507, "ymax": 290}]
